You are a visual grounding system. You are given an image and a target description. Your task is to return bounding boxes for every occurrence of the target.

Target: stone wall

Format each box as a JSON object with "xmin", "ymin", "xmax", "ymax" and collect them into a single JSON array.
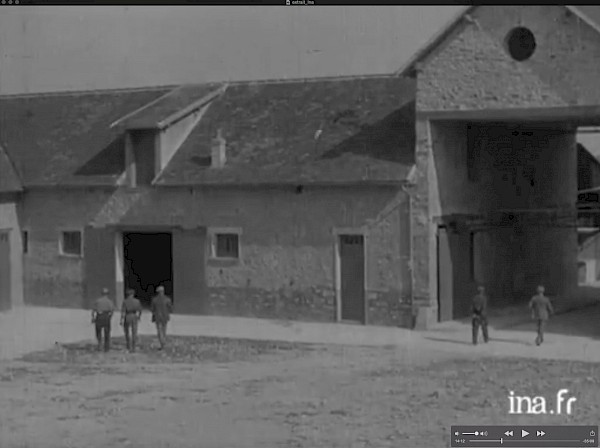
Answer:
[
  {"xmin": 411, "ymin": 5, "xmax": 590, "ymax": 327},
  {"xmin": 418, "ymin": 5, "xmax": 600, "ymax": 111},
  {"xmin": 19, "ymin": 185, "xmax": 413, "ymax": 327}
]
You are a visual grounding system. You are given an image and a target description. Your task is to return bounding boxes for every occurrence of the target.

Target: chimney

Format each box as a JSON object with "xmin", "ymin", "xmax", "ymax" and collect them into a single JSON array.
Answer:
[{"xmin": 211, "ymin": 129, "xmax": 227, "ymax": 168}]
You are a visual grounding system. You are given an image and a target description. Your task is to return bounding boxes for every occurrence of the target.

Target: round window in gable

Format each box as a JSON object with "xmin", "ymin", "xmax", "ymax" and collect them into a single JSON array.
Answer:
[{"xmin": 505, "ymin": 27, "xmax": 536, "ymax": 61}]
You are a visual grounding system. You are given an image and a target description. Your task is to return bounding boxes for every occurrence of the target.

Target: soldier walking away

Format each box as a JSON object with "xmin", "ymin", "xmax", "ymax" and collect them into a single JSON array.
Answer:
[
  {"xmin": 120, "ymin": 288, "xmax": 142, "ymax": 352},
  {"xmin": 529, "ymin": 285, "xmax": 554, "ymax": 346},
  {"xmin": 91, "ymin": 287, "xmax": 115, "ymax": 352},
  {"xmin": 472, "ymin": 285, "xmax": 489, "ymax": 345},
  {"xmin": 151, "ymin": 285, "xmax": 173, "ymax": 350}
]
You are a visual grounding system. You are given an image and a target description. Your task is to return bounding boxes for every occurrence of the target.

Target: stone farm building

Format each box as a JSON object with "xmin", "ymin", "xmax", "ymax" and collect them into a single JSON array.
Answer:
[
  {"xmin": 2, "ymin": 4, "xmax": 600, "ymax": 329},
  {"xmin": 0, "ymin": 76, "xmax": 416, "ymax": 327}
]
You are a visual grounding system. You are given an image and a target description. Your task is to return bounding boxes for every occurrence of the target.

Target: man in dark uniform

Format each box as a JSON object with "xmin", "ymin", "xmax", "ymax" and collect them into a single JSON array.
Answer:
[
  {"xmin": 529, "ymin": 285, "xmax": 554, "ymax": 346},
  {"xmin": 151, "ymin": 285, "xmax": 173, "ymax": 350},
  {"xmin": 92, "ymin": 287, "xmax": 115, "ymax": 352},
  {"xmin": 120, "ymin": 288, "xmax": 142, "ymax": 352},
  {"xmin": 471, "ymin": 285, "xmax": 489, "ymax": 345}
]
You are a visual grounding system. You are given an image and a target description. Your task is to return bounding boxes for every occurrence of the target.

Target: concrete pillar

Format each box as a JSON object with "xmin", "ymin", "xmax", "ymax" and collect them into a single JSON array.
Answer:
[
  {"xmin": 0, "ymin": 199, "xmax": 24, "ymax": 309},
  {"xmin": 587, "ymin": 260, "xmax": 596, "ymax": 285},
  {"xmin": 114, "ymin": 231, "xmax": 124, "ymax": 310},
  {"xmin": 412, "ymin": 117, "xmax": 438, "ymax": 329}
]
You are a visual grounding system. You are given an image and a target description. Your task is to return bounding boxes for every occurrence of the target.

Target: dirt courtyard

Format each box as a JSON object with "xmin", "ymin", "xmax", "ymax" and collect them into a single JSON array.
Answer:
[{"xmin": 0, "ymin": 334, "xmax": 599, "ymax": 448}]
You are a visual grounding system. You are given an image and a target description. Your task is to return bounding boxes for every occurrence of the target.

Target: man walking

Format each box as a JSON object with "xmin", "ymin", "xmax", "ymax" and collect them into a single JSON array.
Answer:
[
  {"xmin": 151, "ymin": 285, "xmax": 173, "ymax": 350},
  {"xmin": 529, "ymin": 285, "xmax": 554, "ymax": 346},
  {"xmin": 120, "ymin": 288, "xmax": 142, "ymax": 352},
  {"xmin": 471, "ymin": 285, "xmax": 489, "ymax": 345},
  {"xmin": 92, "ymin": 287, "xmax": 115, "ymax": 352}
]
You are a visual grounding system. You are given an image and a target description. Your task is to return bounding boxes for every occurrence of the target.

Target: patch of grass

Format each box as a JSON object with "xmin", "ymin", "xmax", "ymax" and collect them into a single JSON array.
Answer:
[{"xmin": 19, "ymin": 335, "xmax": 320, "ymax": 365}]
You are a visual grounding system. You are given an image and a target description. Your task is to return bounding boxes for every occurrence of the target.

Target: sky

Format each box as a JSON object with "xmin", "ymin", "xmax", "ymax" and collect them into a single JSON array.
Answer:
[{"xmin": 0, "ymin": 6, "xmax": 464, "ymax": 94}]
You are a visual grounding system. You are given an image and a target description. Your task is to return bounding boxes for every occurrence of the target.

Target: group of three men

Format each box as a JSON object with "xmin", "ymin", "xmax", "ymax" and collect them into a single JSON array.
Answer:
[
  {"xmin": 471, "ymin": 284, "xmax": 555, "ymax": 346},
  {"xmin": 92, "ymin": 286, "xmax": 173, "ymax": 352}
]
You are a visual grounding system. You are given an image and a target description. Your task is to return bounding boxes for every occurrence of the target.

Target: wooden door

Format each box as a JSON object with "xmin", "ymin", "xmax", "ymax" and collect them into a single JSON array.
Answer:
[
  {"xmin": 0, "ymin": 231, "xmax": 11, "ymax": 311},
  {"xmin": 84, "ymin": 227, "xmax": 116, "ymax": 309},
  {"xmin": 437, "ymin": 227, "xmax": 453, "ymax": 322},
  {"xmin": 340, "ymin": 235, "xmax": 365, "ymax": 323},
  {"xmin": 172, "ymin": 228, "xmax": 207, "ymax": 315}
]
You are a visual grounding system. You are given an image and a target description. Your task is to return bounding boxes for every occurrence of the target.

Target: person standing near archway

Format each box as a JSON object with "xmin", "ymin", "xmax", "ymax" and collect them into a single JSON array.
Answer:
[{"xmin": 471, "ymin": 285, "xmax": 490, "ymax": 345}]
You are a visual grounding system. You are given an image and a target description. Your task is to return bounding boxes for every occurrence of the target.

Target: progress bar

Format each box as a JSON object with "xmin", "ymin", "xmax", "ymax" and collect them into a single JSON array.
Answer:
[{"xmin": 451, "ymin": 426, "xmax": 598, "ymax": 447}]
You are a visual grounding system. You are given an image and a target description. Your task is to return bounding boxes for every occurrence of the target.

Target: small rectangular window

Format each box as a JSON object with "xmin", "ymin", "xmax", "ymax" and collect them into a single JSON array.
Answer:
[
  {"xmin": 22, "ymin": 231, "xmax": 28, "ymax": 254},
  {"xmin": 60, "ymin": 231, "xmax": 82, "ymax": 257},
  {"xmin": 215, "ymin": 233, "xmax": 239, "ymax": 259}
]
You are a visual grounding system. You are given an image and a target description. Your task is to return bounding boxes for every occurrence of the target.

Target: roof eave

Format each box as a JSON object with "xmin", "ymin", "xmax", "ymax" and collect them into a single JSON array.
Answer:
[
  {"xmin": 153, "ymin": 179, "xmax": 410, "ymax": 188},
  {"xmin": 565, "ymin": 6, "xmax": 600, "ymax": 36},
  {"xmin": 395, "ymin": 5, "xmax": 474, "ymax": 77},
  {"xmin": 397, "ymin": 5, "xmax": 600, "ymax": 78}
]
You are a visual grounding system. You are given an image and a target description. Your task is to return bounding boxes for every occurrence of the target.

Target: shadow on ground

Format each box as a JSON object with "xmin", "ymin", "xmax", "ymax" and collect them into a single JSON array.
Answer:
[
  {"xmin": 424, "ymin": 336, "xmax": 532, "ymax": 347},
  {"xmin": 20, "ymin": 335, "xmax": 322, "ymax": 365},
  {"xmin": 433, "ymin": 302, "xmax": 600, "ymax": 340}
]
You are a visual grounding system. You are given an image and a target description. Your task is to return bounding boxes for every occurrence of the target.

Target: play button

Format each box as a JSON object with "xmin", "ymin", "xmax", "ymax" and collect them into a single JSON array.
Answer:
[
  {"xmin": 537, "ymin": 431, "xmax": 545, "ymax": 437},
  {"xmin": 522, "ymin": 430, "xmax": 530, "ymax": 437}
]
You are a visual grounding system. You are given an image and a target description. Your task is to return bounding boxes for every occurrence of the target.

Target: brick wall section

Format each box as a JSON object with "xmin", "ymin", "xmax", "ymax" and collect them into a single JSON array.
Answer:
[
  {"xmin": 206, "ymin": 286, "xmax": 336, "ymax": 322},
  {"xmin": 20, "ymin": 185, "xmax": 412, "ymax": 327},
  {"xmin": 418, "ymin": 5, "xmax": 600, "ymax": 111}
]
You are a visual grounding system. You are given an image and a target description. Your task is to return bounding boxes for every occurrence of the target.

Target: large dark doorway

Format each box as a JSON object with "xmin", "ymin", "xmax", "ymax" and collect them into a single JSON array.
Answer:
[
  {"xmin": 123, "ymin": 232, "xmax": 173, "ymax": 308},
  {"xmin": 339, "ymin": 234, "xmax": 365, "ymax": 323}
]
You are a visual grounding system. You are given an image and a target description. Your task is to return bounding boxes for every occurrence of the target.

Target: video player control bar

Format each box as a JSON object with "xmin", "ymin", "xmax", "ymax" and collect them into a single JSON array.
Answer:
[{"xmin": 451, "ymin": 426, "xmax": 598, "ymax": 447}]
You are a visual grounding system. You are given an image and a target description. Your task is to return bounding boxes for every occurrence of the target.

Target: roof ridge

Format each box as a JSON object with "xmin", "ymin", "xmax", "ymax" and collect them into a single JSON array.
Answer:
[
  {"xmin": 223, "ymin": 72, "xmax": 401, "ymax": 86},
  {"xmin": 0, "ymin": 74, "xmax": 403, "ymax": 100},
  {"xmin": 0, "ymin": 84, "xmax": 178, "ymax": 99}
]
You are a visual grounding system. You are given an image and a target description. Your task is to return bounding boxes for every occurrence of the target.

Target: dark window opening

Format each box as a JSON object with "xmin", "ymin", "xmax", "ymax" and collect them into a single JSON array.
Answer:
[
  {"xmin": 130, "ymin": 130, "xmax": 158, "ymax": 186},
  {"xmin": 215, "ymin": 234, "xmax": 239, "ymax": 259},
  {"xmin": 22, "ymin": 231, "xmax": 28, "ymax": 254},
  {"xmin": 61, "ymin": 231, "xmax": 82, "ymax": 257},
  {"xmin": 506, "ymin": 27, "xmax": 536, "ymax": 61}
]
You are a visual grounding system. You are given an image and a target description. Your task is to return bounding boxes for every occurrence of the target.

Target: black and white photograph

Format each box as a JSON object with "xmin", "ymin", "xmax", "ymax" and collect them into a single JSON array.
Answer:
[{"xmin": 0, "ymin": 3, "xmax": 599, "ymax": 447}]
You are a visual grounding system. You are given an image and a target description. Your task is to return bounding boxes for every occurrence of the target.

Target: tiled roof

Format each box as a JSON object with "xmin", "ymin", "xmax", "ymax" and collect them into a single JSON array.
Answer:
[
  {"xmin": 156, "ymin": 75, "xmax": 416, "ymax": 185},
  {"xmin": 0, "ymin": 75, "xmax": 416, "ymax": 187},
  {"xmin": 0, "ymin": 86, "xmax": 172, "ymax": 186},
  {"xmin": 117, "ymin": 83, "xmax": 223, "ymax": 129},
  {"xmin": 0, "ymin": 144, "xmax": 22, "ymax": 193}
]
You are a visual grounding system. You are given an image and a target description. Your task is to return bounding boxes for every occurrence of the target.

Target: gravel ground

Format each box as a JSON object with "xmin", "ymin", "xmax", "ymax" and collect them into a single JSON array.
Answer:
[{"xmin": 0, "ymin": 335, "xmax": 598, "ymax": 448}]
